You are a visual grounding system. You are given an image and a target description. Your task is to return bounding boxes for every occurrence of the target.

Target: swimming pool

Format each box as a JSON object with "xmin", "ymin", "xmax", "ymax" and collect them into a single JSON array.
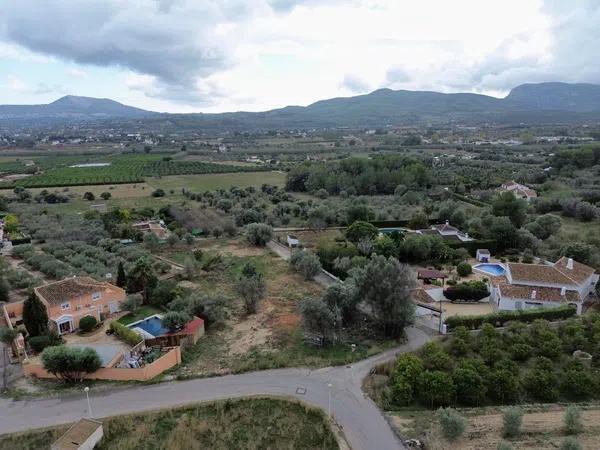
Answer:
[
  {"xmin": 379, "ymin": 227, "xmax": 407, "ymax": 234},
  {"xmin": 127, "ymin": 314, "xmax": 168, "ymax": 338},
  {"xmin": 474, "ymin": 263, "xmax": 506, "ymax": 277}
]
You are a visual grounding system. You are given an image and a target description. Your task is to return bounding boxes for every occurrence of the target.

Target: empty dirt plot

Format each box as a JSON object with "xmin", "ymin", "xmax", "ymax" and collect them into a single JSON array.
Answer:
[
  {"xmin": 391, "ymin": 406, "xmax": 600, "ymax": 450},
  {"xmin": 441, "ymin": 301, "xmax": 493, "ymax": 317}
]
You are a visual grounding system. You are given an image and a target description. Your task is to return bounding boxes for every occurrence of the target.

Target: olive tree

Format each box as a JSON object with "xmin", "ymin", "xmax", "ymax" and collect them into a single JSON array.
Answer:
[
  {"xmin": 41, "ymin": 346, "xmax": 102, "ymax": 382},
  {"xmin": 290, "ymin": 250, "xmax": 322, "ymax": 280},
  {"xmin": 245, "ymin": 223, "xmax": 273, "ymax": 246}
]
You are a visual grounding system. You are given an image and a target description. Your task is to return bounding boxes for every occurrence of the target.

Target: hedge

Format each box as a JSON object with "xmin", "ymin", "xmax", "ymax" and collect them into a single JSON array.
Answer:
[
  {"xmin": 447, "ymin": 238, "xmax": 497, "ymax": 255},
  {"xmin": 445, "ymin": 305, "xmax": 577, "ymax": 330},
  {"xmin": 443, "ymin": 280, "xmax": 489, "ymax": 301},
  {"xmin": 109, "ymin": 321, "xmax": 143, "ymax": 346}
]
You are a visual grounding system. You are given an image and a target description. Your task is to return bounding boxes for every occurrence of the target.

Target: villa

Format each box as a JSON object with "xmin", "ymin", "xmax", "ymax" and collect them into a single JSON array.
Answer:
[
  {"xmin": 2, "ymin": 277, "xmax": 126, "ymax": 335},
  {"xmin": 416, "ymin": 221, "xmax": 474, "ymax": 242},
  {"xmin": 132, "ymin": 220, "xmax": 170, "ymax": 240},
  {"xmin": 500, "ymin": 181, "xmax": 538, "ymax": 202},
  {"xmin": 489, "ymin": 257, "xmax": 598, "ymax": 314}
]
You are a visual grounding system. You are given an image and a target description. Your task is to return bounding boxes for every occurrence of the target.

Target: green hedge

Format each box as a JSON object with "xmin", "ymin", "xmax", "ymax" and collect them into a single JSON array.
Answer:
[
  {"xmin": 110, "ymin": 321, "xmax": 143, "ymax": 346},
  {"xmin": 447, "ymin": 239, "xmax": 497, "ymax": 255},
  {"xmin": 445, "ymin": 305, "xmax": 577, "ymax": 330}
]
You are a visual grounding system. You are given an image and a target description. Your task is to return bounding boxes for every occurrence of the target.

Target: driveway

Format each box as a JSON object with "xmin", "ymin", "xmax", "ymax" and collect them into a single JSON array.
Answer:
[{"xmin": 0, "ymin": 327, "xmax": 430, "ymax": 450}]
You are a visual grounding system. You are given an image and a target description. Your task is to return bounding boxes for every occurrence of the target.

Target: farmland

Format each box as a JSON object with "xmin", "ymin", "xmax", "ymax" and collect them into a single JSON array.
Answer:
[
  {"xmin": 147, "ymin": 171, "xmax": 286, "ymax": 192},
  {"xmin": 0, "ymin": 153, "xmax": 272, "ymax": 188}
]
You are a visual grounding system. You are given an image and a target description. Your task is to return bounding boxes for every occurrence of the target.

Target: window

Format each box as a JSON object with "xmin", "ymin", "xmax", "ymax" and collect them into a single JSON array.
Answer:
[
  {"xmin": 61, "ymin": 302, "xmax": 71, "ymax": 311},
  {"xmin": 92, "ymin": 292, "xmax": 102, "ymax": 301}
]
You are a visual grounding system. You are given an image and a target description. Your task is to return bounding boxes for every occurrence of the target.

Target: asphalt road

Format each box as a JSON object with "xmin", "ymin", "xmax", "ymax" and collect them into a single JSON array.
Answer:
[{"xmin": 0, "ymin": 327, "xmax": 430, "ymax": 450}]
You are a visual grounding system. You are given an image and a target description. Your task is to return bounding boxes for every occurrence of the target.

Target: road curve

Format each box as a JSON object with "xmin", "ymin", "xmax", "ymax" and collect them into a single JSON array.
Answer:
[{"xmin": 0, "ymin": 327, "xmax": 430, "ymax": 450}]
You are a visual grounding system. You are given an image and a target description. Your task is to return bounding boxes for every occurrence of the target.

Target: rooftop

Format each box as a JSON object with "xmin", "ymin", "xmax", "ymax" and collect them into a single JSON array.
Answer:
[
  {"xmin": 52, "ymin": 418, "xmax": 103, "ymax": 450},
  {"xmin": 498, "ymin": 283, "xmax": 581, "ymax": 303},
  {"xmin": 35, "ymin": 277, "xmax": 113, "ymax": 306},
  {"xmin": 507, "ymin": 258, "xmax": 595, "ymax": 286}
]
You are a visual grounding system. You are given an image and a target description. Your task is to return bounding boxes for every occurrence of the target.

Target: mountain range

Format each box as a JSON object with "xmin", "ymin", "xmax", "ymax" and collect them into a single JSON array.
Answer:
[{"xmin": 2, "ymin": 82, "xmax": 600, "ymax": 131}]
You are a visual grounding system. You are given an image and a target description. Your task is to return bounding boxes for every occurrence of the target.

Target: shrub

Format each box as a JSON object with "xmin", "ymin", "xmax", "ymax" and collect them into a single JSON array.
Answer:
[
  {"xmin": 437, "ymin": 407, "xmax": 467, "ymax": 440},
  {"xmin": 151, "ymin": 189, "xmax": 166, "ymax": 197},
  {"xmin": 445, "ymin": 305, "xmax": 576, "ymax": 330},
  {"xmin": 564, "ymin": 406, "xmax": 583, "ymax": 435},
  {"xmin": 162, "ymin": 311, "xmax": 190, "ymax": 332},
  {"xmin": 560, "ymin": 437, "xmax": 582, "ymax": 450},
  {"xmin": 456, "ymin": 262, "xmax": 472, "ymax": 277},
  {"xmin": 110, "ymin": 321, "xmax": 143, "ymax": 346},
  {"xmin": 41, "ymin": 346, "xmax": 102, "ymax": 382},
  {"xmin": 28, "ymin": 335, "xmax": 51, "ymax": 353},
  {"xmin": 502, "ymin": 406, "xmax": 523, "ymax": 438},
  {"xmin": 245, "ymin": 223, "xmax": 273, "ymax": 246},
  {"xmin": 78, "ymin": 315, "xmax": 97, "ymax": 332},
  {"xmin": 443, "ymin": 280, "xmax": 489, "ymax": 302},
  {"xmin": 417, "ymin": 370, "xmax": 455, "ymax": 407},
  {"xmin": 453, "ymin": 367, "xmax": 486, "ymax": 406}
]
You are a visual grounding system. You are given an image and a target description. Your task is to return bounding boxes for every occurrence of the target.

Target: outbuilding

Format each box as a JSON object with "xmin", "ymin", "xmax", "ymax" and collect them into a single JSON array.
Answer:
[
  {"xmin": 476, "ymin": 249, "xmax": 491, "ymax": 263},
  {"xmin": 52, "ymin": 418, "xmax": 103, "ymax": 450}
]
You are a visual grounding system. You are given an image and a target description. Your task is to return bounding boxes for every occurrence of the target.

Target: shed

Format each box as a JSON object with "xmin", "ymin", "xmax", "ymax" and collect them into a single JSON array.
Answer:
[
  {"xmin": 417, "ymin": 269, "xmax": 447, "ymax": 285},
  {"xmin": 287, "ymin": 235, "xmax": 299, "ymax": 248},
  {"xmin": 476, "ymin": 249, "xmax": 491, "ymax": 263},
  {"xmin": 51, "ymin": 418, "xmax": 103, "ymax": 450}
]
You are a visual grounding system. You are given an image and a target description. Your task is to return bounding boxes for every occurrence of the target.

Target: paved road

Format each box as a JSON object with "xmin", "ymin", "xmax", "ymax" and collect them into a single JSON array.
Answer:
[
  {"xmin": 267, "ymin": 240, "xmax": 338, "ymax": 287},
  {"xmin": 0, "ymin": 327, "xmax": 430, "ymax": 449}
]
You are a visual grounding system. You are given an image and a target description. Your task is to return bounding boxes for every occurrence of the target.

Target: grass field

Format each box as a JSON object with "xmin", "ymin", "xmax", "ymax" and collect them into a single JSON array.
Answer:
[
  {"xmin": 389, "ymin": 405, "xmax": 600, "ymax": 450},
  {"xmin": 117, "ymin": 305, "xmax": 163, "ymax": 325},
  {"xmin": 0, "ymin": 398, "xmax": 340, "ymax": 450},
  {"xmin": 146, "ymin": 171, "xmax": 286, "ymax": 192}
]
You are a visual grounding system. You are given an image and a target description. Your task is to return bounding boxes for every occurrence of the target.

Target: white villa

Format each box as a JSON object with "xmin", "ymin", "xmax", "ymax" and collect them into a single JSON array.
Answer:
[
  {"xmin": 490, "ymin": 257, "xmax": 598, "ymax": 314},
  {"xmin": 500, "ymin": 181, "xmax": 538, "ymax": 202},
  {"xmin": 416, "ymin": 221, "xmax": 474, "ymax": 242}
]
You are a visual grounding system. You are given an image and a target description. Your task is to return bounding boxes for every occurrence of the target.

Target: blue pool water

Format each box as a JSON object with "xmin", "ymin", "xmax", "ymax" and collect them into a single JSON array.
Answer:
[
  {"xmin": 379, "ymin": 227, "xmax": 406, "ymax": 234},
  {"xmin": 128, "ymin": 316, "xmax": 168, "ymax": 337},
  {"xmin": 474, "ymin": 263, "xmax": 506, "ymax": 276}
]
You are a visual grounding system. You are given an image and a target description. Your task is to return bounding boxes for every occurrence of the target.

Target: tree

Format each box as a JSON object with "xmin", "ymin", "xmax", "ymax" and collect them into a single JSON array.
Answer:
[
  {"xmin": 391, "ymin": 353, "xmax": 424, "ymax": 405},
  {"xmin": 162, "ymin": 311, "xmax": 190, "ymax": 332},
  {"xmin": 122, "ymin": 293, "xmax": 143, "ymax": 314},
  {"xmin": 0, "ymin": 327, "xmax": 17, "ymax": 389},
  {"xmin": 166, "ymin": 233, "xmax": 179, "ymax": 247},
  {"xmin": 41, "ymin": 346, "xmax": 102, "ymax": 382},
  {"xmin": 408, "ymin": 211, "xmax": 429, "ymax": 230},
  {"xmin": 417, "ymin": 370, "xmax": 454, "ymax": 407},
  {"xmin": 290, "ymin": 250, "xmax": 322, "ymax": 280},
  {"xmin": 144, "ymin": 233, "xmax": 160, "ymax": 252},
  {"xmin": 345, "ymin": 221, "xmax": 378, "ymax": 243},
  {"xmin": 322, "ymin": 283, "xmax": 358, "ymax": 327},
  {"xmin": 349, "ymin": 255, "xmax": 415, "ymax": 338},
  {"xmin": 526, "ymin": 214, "xmax": 561, "ymax": 240},
  {"xmin": 100, "ymin": 192, "xmax": 112, "ymax": 200},
  {"xmin": 22, "ymin": 291, "xmax": 48, "ymax": 337},
  {"xmin": 0, "ymin": 277, "xmax": 9, "ymax": 303},
  {"xmin": 300, "ymin": 298, "xmax": 336, "ymax": 342},
  {"xmin": 437, "ymin": 407, "xmax": 466, "ymax": 440},
  {"xmin": 492, "ymin": 192, "xmax": 528, "ymax": 228},
  {"xmin": 245, "ymin": 223, "xmax": 273, "ymax": 246},
  {"xmin": 183, "ymin": 257, "xmax": 197, "ymax": 280},
  {"xmin": 152, "ymin": 189, "xmax": 165, "ymax": 197},
  {"xmin": 235, "ymin": 264, "xmax": 266, "ymax": 315},
  {"xmin": 3, "ymin": 214, "xmax": 19, "ymax": 233},
  {"xmin": 453, "ymin": 367, "xmax": 486, "ymax": 406},
  {"xmin": 116, "ymin": 261, "xmax": 126, "ymax": 288},
  {"xmin": 212, "ymin": 226, "xmax": 223, "ymax": 238},
  {"xmin": 502, "ymin": 407, "xmax": 523, "ymax": 438},
  {"xmin": 127, "ymin": 257, "xmax": 157, "ymax": 303},
  {"xmin": 83, "ymin": 192, "xmax": 95, "ymax": 201}
]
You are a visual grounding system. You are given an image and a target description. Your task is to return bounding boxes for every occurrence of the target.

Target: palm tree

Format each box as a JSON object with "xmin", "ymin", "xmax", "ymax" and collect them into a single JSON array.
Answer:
[{"xmin": 127, "ymin": 257, "xmax": 157, "ymax": 304}]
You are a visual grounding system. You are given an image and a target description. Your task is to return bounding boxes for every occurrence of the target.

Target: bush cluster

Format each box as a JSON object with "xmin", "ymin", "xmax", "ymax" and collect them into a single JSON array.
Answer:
[
  {"xmin": 445, "ymin": 305, "xmax": 577, "ymax": 330},
  {"xmin": 110, "ymin": 321, "xmax": 143, "ymax": 346},
  {"xmin": 443, "ymin": 280, "xmax": 489, "ymax": 302}
]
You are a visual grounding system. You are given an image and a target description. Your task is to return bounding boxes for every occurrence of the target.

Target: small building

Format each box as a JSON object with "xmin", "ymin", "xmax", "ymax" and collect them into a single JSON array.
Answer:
[
  {"xmin": 500, "ymin": 181, "xmax": 537, "ymax": 202},
  {"xmin": 287, "ymin": 235, "xmax": 299, "ymax": 248},
  {"xmin": 132, "ymin": 220, "xmax": 170, "ymax": 240},
  {"xmin": 417, "ymin": 268, "xmax": 447, "ymax": 286},
  {"xmin": 476, "ymin": 249, "xmax": 491, "ymax": 263},
  {"xmin": 51, "ymin": 418, "xmax": 103, "ymax": 450}
]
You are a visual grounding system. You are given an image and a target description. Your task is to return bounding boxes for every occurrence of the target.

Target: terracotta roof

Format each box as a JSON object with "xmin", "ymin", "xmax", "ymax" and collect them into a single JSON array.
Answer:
[
  {"xmin": 554, "ymin": 257, "xmax": 596, "ymax": 284},
  {"xmin": 515, "ymin": 187, "xmax": 537, "ymax": 198},
  {"xmin": 507, "ymin": 263, "xmax": 576, "ymax": 286},
  {"xmin": 417, "ymin": 269, "xmax": 447, "ymax": 279},
  {"xmin": 35, "ymin": 277, "xmax": 112, "ymax": 306},
  {"xmin": 181, "ymin": 317, "xmax": 204, "ymax": 335},
  {"xmin": 498, "ymin": 283, "xmax": 581, "ymax": 303}
]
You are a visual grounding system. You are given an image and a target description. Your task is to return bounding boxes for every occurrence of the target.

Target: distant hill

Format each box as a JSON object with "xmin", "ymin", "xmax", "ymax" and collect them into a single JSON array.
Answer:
[
  {"xmin": 0, "ymin": 95, "xmax": 153, "ymax": 120},
  {"xmin": 2, "ymin": 82, "xmax": 600, "ymax": 130}
]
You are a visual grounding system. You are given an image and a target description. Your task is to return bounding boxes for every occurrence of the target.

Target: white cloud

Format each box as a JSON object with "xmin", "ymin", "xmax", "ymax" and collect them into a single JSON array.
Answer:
[
  {"xmin": 0, "ymin": 0, "xmax": 598, "ymax": 111},
  {"xmin": 5, "ymin": 75, "xmax": 28, "ymax": 92}
]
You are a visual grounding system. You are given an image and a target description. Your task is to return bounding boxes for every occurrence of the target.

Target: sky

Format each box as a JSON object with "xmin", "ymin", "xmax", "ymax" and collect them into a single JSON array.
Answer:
[{"xmin": 0, "ymin": 0, "xmax": 599, "ymax": 113}]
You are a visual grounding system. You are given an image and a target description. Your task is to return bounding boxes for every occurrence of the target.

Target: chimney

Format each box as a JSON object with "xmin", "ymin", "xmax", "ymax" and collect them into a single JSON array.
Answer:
[
  {"xmin": 445, "ymin": 220, "xmax": 449, "ymax": 225},
  {"xmin": 531, "ymin": 290, "xmax": 537, "ymax": 300},
  {"xmin": 561, "ymin": 286, "xmax": 566, "ymax": 296},
  {"xmin": 567, "ymin": 258, "xmax": 574, "ymax": 270}
]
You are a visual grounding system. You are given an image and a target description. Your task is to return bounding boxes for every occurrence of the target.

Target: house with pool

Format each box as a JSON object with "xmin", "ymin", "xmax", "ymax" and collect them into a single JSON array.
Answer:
[{"xmin": 488, "ymin": 257, "xmax": 598, "ymax": 314}]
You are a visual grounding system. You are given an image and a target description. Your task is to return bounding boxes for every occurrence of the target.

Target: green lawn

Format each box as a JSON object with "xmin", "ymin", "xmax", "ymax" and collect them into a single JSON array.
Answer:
[
  {"xmin": 0, "ymin": 398, "xmax": 339, "ymax": 450},
  {"xmin": 146, "ymin": 171, "xmax": 286, "ymax": 192},
  {"xmin": 117, "ymin": 306, "xmax": 163, "ymax": 325}
]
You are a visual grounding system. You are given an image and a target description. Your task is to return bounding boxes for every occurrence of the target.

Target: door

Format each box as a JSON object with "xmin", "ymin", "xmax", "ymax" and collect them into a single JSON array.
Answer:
[{"xmin": 59, "ymin": 321, "xmax": 71, "ymax": 334}]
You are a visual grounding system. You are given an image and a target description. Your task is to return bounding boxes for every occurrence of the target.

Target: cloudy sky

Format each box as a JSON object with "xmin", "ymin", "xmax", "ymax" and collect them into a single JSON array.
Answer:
[{"xmin": 0, "ymin": 0, "xmax": 598, "ymax": 113}]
